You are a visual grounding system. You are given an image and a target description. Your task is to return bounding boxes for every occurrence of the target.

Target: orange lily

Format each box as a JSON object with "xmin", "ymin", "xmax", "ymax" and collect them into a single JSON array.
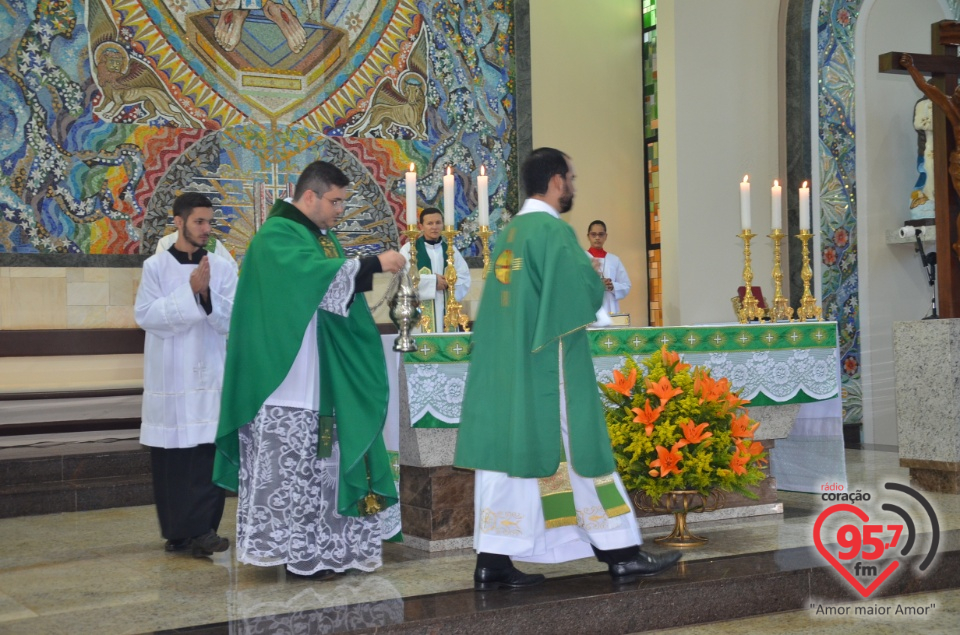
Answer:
[
  {"xmin": 730, "ymin": 451, "xmax": 750, "ymax": 475},
  {"xmin": 650, "ymin": 441, "xmax": 688, "ymax": 478},
  {"xmin": 680, "ymin": 420, "xmax": 713, "ymax": 444},
  {"xmin": 736, "ymin": 439, "xmax": 768, "ymax": 465},
  {"xmin": 606, "ymin": 368, "xmax": 637, "ymax": 397},
  {"xmin": 722, "ymin": 391, "xmax": 750, "ymax": 411},
  {"xmin": 661, "ymin": 347, "xmax": 691, "ymax": 373},
  {"xmin": 631, "ymin": 399, "xmax": 663, "ymax": 437},
  {"xmin": 731, "ymin": 412, "xmax": 759, "ymax": 439},
  {"xmin": 695, "ymin": 373, "xmax": 729, "ymax": 404},
  {"xmin": 645, "ymin": 376, "xmax": 683, "ymax": 406}
]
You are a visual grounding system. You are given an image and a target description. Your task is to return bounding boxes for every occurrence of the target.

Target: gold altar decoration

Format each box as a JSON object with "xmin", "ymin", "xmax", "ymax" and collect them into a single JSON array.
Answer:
[
  {"xmin": 737, "ymin": 230, "xmax": 766, "ymax": 323},
  {"xmin": 442, "ymin": 226, "xmax": 470, "ymax": 332},
  {"xmin": 634, "ymin": 490, "xmax": 726, "ymax": 547},
  {"xmin": 767, "ymin": 228, "xmax": 794, "ymax": 322},
  {"xmin": 403, "ymin": 227, "xmax": 433, "ymax": 333},
  {"xmin": 477, "ymin": 224, "xmax": 492, "ymax": 279},
  {"xmin": 795, "ymin": 229, "xmax": 823, "ymax": 321}
]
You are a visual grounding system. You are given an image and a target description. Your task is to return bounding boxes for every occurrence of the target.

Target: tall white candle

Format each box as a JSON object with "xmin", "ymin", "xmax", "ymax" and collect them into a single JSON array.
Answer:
[
  {"xmin": 405, "ymin": 163, "xmax": 417, "ymax": 226},
  {"xmin": 739, "ymin": 175, "xmax": 751, "ymax": 230},
  {"xmin": 443, "ymin": 167, "xmax": 455, "ymax": 227},
  {"xmin": 771, "ymin": 179, "xmax": 782, "ymax": 231},
  {"xmin": 799, "ymin": 181, "xmax": 810, "ymax": 232},
  {"xmin": 477, "ymin": 165, "xmax": 489, "ymax": 226}
]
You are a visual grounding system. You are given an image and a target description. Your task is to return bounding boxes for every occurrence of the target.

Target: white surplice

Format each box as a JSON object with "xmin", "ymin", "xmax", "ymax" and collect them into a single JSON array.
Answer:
[
  {"xmin": 135, "ymin": 250, "xmax": 237, "ymax": 448},
  {"xmin": 399, "ymin": 241, "xmax": 470, "ymax": 332},
  {"xmin": 585, "ymin": 250, "xmax": 631, "ymax": 314}
]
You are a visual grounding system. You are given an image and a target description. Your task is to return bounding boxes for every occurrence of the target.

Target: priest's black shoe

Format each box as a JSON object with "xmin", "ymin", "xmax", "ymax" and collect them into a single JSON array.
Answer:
[
  {"xmin": 608, "ymin": 549, "xmax": 682, "ymax": 582},
  {"xmin": 474, "ymin": 565, "xmax": 545, "ymax": 591}
]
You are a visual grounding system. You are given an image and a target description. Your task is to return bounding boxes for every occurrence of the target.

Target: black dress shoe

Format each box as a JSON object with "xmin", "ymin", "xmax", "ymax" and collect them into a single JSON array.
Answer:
[
  {"xmin": 474, "ymin": 565, "xmax": 546, "ymax": 591},
  {"xmin": 609, "ymin": 549, "xmax": 682, "ymax": 582}
]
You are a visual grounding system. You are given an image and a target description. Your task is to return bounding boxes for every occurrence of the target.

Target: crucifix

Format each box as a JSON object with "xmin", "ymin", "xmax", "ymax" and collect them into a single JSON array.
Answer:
[{"xmin": 880, "ymin": 21, "xmax": 960, "ymax": 317}]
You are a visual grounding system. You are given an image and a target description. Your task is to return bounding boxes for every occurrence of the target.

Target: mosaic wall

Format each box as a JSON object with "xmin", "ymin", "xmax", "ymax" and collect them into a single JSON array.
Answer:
[
  {"xmin": 0, "ymin": 0, "xmax": 517, "ymax": 261},
  {"xmin": 816, "ymin": 0, "xmax": 862, "ymax": 425}
]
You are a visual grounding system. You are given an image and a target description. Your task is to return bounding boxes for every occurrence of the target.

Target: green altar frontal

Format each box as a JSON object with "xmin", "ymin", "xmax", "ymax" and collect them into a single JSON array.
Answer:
[{"xmin": 404, "ymin": 323, "xmax": 840, "ymax": 429}]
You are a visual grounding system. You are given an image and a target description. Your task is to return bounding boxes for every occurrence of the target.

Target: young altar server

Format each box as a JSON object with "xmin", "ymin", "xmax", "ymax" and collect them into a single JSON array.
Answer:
[
  {"xmin": 399, "ymin": 207, "xmax": 471, "ymax": 332},
  {"xmin": 585, "ymin": 220, "xmax": 631, "ymax": 315},
  {"xmin": 214, "ymin": 160, "xmax": 406, "ymax": 579},
  {"xmin": 135, "ymin": 192, "xmax": 238, "ymax": 557},
  {"xmin": 455, "ymin": 148, "xmax": 681, "ymax": 590}
]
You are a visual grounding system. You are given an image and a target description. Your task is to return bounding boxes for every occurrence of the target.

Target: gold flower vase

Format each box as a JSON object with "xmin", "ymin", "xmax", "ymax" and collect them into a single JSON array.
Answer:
[{"xmin": 633, "ymin": 490, "xmax": 726, "ymax": 548}]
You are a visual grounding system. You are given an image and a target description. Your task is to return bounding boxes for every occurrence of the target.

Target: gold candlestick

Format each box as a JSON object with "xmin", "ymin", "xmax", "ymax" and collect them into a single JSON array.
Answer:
[
  {"xmin": 767, "ymin": 229, "xmax": 793, "ymax": 322},
  {"xmin": 441, "ymin": 226, "xmax": 470, "ymax": 332},
  {"xmin": 403, "ymin": 227, "xmax": 421, "ymax": 289},
  {"xmin": 477, "ymin": 224, "xmax": 492, "ymax": 279},
  {"xmin": 403, "ymin": 227, "xmax": 433, "ymax": 333},
  {"xmin": 795, "ymin": 229, "xmax": 823, "ymax": 321},
  {"xmin": 737, "ymin": 229, "xmax": 765, "ymax": 324}
]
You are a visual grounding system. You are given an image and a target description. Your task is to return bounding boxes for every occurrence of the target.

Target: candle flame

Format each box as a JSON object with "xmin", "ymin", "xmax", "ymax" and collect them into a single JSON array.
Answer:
[
  {"xmin": 409, "ymin": 163, "xmax": 415, "ymax": 172},
  {"xmin": 743, "ymin": 175, "xmax": 749, "ymax": 183},
  {"xmin": 480, "ymin": 165, "xmax": 486, "ymax": 176},
  {"xmin": 447, "ymin": 166, "xmax": 452, "ymax": 176},
  {"xmin": 774, "ymin": 179, "xmax": 779, "ymax": 187},
  {"xmin": 802, "ymin": 180, "xmax": 808, "ymax": 188}
]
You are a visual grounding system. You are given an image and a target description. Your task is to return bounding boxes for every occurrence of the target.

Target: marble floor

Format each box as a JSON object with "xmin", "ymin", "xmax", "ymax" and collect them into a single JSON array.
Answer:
[{"xmin": 0, "ymin": 448, "xmax": 958, "ymax": 634}]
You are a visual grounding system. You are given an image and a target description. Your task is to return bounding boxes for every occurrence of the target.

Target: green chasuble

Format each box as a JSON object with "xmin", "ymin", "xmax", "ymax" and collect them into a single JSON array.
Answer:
[
  {"xmin": 453, "ymin": 211, "xmax": 615, "ymax": 478},
  {"xmin": 213, "ymin": 199, "xmax": 397, "ymax": 517}
]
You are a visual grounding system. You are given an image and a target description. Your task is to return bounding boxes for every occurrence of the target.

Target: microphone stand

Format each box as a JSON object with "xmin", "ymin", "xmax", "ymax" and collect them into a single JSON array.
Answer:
[{"xmin": 914, "ymin": 230, "xmax": 938, "ymax": 319}]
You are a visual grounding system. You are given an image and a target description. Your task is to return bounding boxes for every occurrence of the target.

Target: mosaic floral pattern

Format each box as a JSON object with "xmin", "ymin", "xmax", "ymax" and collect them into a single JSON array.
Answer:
[
  {"xmin": 817, "ymin": 0, "xmax": 862, "ymax": 425},
  {"xmin": 0, "ymin": 0, "xmax": 517, "ymax": 259}
]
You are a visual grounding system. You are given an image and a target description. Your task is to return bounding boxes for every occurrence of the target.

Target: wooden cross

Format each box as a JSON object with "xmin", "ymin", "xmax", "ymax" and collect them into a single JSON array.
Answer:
[{"xmin": 880, "ymin": 21, "xmax": 960, "ymax": 317}]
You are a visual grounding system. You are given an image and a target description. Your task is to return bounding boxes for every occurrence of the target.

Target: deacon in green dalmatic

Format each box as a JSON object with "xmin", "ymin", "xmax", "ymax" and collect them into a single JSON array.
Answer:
[
  {"xmin": 214, "ymin": 160, "xmax": 406, "ymax": 580},
  {"xmin": 454, "ymin": 147, "xmax": 681, "ymax": 590}
]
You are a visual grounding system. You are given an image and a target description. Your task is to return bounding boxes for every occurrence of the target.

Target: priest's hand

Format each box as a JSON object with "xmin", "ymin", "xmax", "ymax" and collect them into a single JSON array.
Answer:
[
  {"xmin": 378, "ymin": 250, "xmax": 406, "ymax": 274},
  {"xmin": 191, "ymin": 256, "xmax": 210, "ymax": 297},
  {"xmin": 436, "ymin": 276, "xmax": 449, "ymax": 291},
  {"xmin": 603, "ymin": 277, "xmax": 614, "ymax": 292}
]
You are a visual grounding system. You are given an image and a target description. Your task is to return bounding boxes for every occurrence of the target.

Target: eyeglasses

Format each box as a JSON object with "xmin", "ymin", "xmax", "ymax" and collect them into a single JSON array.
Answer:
[
  {"xmin": 588, "ymin": 232, "xmax": 607, "ymax": 238},
  {"xmin": 313, "ymin": 190, "xmax": 346, "ymax": 208}
]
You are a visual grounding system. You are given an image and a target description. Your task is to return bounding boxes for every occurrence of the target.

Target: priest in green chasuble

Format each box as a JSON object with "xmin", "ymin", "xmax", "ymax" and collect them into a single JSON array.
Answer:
[
  {"xmin": 214, "ymin": 161, "xmax": 406, "ymax": 579},
  {"xmin": 399, "ymin": 207, "xmax": 471, "ymax": 332},
  {"xmin": 454, "ymin": 148, "xmax": 681, "ymax": 590}
]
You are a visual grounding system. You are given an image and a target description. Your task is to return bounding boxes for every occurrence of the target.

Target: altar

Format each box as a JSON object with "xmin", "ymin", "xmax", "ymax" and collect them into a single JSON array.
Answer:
[{"xmin": 387, "ymin": 322, "xmax": 845, "ymax": 551}]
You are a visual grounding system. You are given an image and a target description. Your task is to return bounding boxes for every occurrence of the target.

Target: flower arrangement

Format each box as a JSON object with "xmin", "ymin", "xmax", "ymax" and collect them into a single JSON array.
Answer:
[{"xmin": 601, "ymin": 347, "xmax": 767, "ymax": 503}]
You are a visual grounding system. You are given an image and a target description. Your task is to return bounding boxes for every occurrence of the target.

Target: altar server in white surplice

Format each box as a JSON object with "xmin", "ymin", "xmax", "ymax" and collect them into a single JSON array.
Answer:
[
  {"xmin": 399, "ymin": 207, "xmax": 471, "ymax": 332},
  {"xmin": 585, "ymin": 220, "xmax": 631, "ymax": 314},
  {"xmin": 136, "ymin": 192, "xmax": 238, "ymax": 557}
]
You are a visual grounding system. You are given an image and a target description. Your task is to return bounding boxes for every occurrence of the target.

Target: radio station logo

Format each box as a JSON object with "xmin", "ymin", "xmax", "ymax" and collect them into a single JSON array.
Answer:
[{"xmin": 813, "ymin": 482, "xmax": 939, "ymax": 598}]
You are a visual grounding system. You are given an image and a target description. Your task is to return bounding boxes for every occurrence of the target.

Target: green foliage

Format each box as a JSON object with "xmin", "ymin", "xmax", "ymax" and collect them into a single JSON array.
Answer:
[{"xmin": 601, "ymin": 348, "xmax": 767, "ymax": 502}]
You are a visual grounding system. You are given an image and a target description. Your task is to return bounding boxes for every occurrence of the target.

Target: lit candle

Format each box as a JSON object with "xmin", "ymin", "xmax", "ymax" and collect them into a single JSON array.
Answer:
[
  {"xmin": 799, "ymin": 181, "xmax": 810, "ymax": 232},
  {"xmin": 405, "ymin": 163, "xmax": 417, "ymax": 227},
  {"xmin": 771, "ymin": 179, "xmax": 782, "ymax": 231},
  {"xmin": 739, "ymin": 175, "xmax": 751, "ymax": 231},
  {"xmin": 443, "ymin": 166, "xmax": 455, "ymax": 227},
  {"xmin": 477, "ymin": 165, "xmax": 489, "ymax": 226}
]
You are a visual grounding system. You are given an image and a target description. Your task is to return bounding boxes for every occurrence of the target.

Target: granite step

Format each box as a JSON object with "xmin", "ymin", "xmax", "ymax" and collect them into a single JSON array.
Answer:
[{"xmin": 0, "ymin": 439, "xmax": 153, "ymax": 518}]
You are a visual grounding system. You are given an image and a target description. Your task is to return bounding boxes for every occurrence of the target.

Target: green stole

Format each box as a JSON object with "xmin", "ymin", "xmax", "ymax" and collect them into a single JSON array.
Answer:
[
  {"xmin": 213, "ymin": 199, "xmax": 397, "ymax": 517},
  {"xmin": 538, "ymin": 445, "xmax": 630, "ymax": 528},
  {"xmin": 415, "ymin": 235, "xmax": 447, "ymax": 331}
]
